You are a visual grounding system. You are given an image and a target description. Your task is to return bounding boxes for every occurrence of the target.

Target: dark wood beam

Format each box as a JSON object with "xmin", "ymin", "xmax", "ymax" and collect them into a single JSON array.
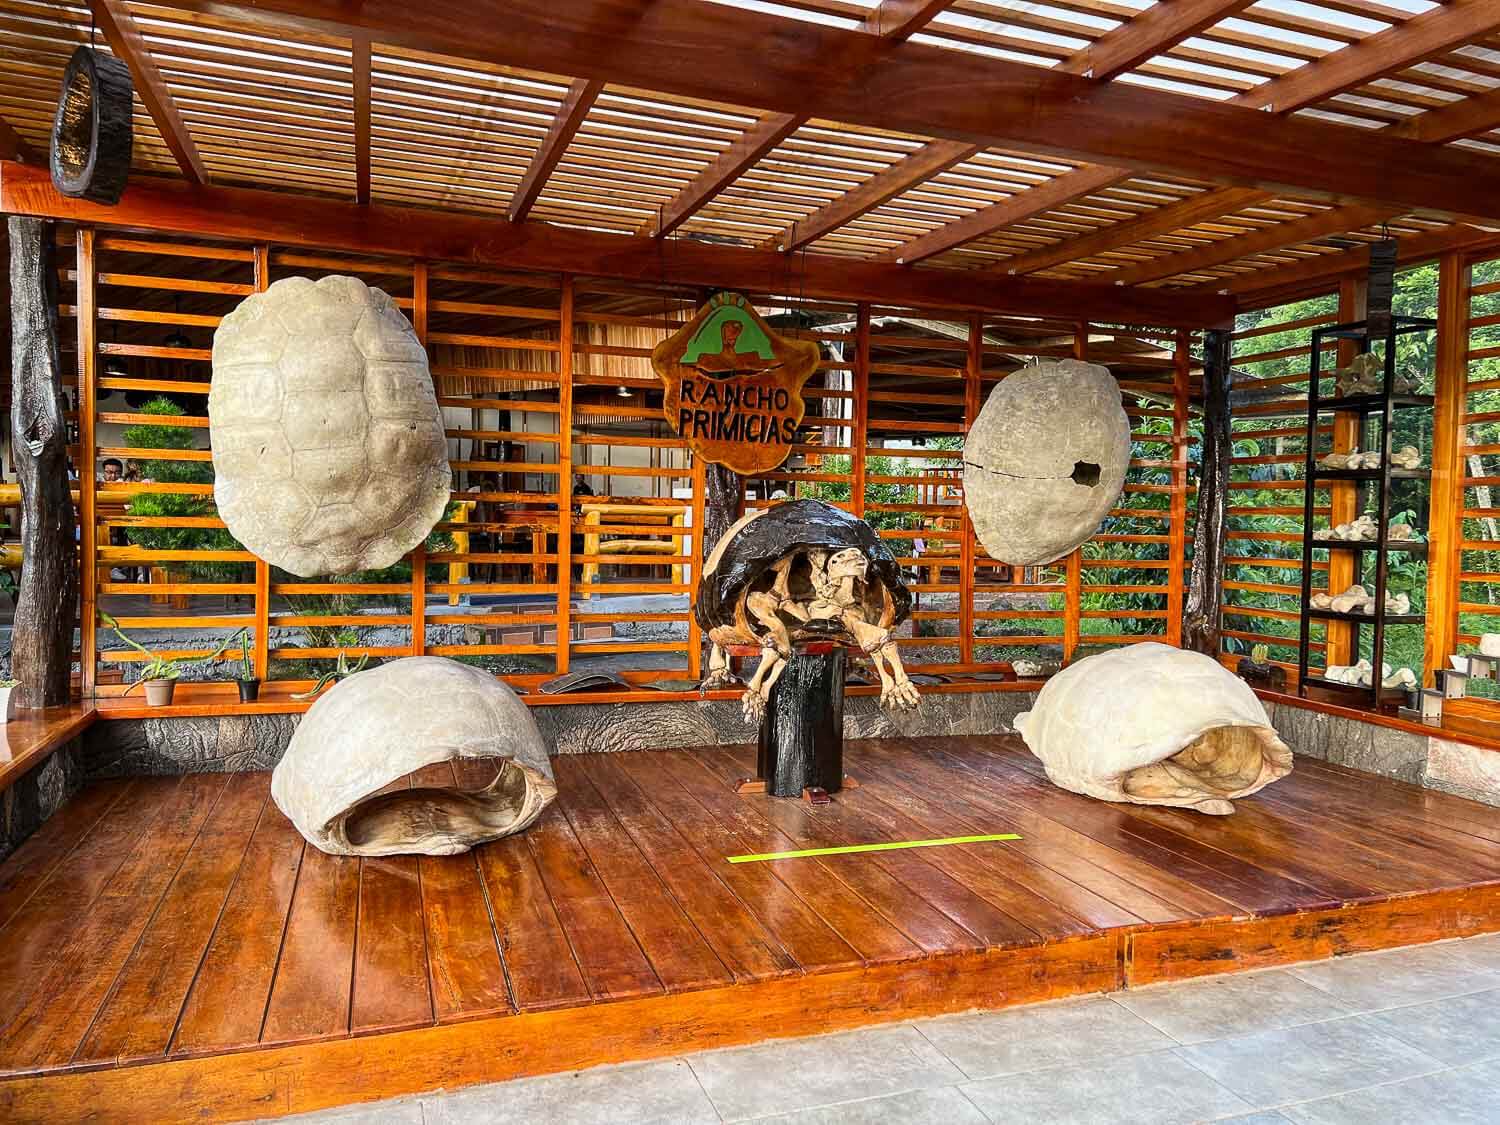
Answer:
[
  {"xmin": 89, "ymin": 0, "xmax": 209, "ymax": 185},
  {"xmin": 878, "ymin": 165, "xmax": 1130, "ymax": 264},
  {"xmin": 643, "ymin": 0, "xmax": 955, "ymax": 239},
  {"xmin": 1106, "ymin": 203, "xmax": 1393, "ymax": 287},
  {"xmin": 0, "ymin": 159, "xmax": 1233, "ymax": 328},
  {"xmin": 1215, "ymin": 221, "xmax": 1500, "ymax": 306},
  {"xmin": 881, "ymin": 0, "xmax": 1500, "ymax": 266},
  {"xmin": 1249, "ymin": 0, "xmax": 1500, "ymax": 115},
  {"xmin": 763, "ymin": 139, "xmax": 974, "ymax": 252},
  {"xmin": 0, "ymin": 117, "xmax": 36, "ymax": 164},
  {"xmin": 141, "ymin": 1, "xmax": 1500, "ymax": 218},
  {"xmin": 997, "ymin": 187, "xmax": 1271, "ymax": 277},
  {"xmin": 874, "ymin": 0, "xmax": 1255, "ymax": 266},
  {"xmin": 1045, "ymin": 52, "xmax": 1500, "ymax": 287},
  {"xmin": 353, "ymin": 33, "xmax": 370, "ymax": 204},
  {"xmin": 1064, "ymin": 0, "xmax": 1255, "ymax": 83},
  {"xmin": 1391, "ymin": 86, "xmax": 1500, "ymax": 145},
  {"xmin": 509, "ymin": 78, "xmax": 604, "ymax": 223}
]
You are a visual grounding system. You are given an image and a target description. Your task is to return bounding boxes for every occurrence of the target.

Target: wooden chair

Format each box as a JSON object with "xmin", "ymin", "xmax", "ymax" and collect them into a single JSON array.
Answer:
[{"xmin": 578, "ymin": 502, "xmax": 685, "ymax": 598}]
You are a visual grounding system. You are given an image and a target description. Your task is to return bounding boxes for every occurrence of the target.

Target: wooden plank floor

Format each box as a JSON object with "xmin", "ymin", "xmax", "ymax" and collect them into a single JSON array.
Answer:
[{"xmin": 2, "ymin": 735, "xmax": 1500, "ymax": 1123}]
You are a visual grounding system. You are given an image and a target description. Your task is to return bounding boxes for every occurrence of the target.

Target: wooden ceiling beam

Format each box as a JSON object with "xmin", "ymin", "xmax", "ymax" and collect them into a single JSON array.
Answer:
[
  {"xmin": 1221, "ymin": 222, "xmax": 1500, "ymax": 308},
  {"xmin": 0, "ymin": 159, "xmax": 1234, "ymax": 328},
  {"xmin": 89, "ymin": 0, "xmax": 209, "ymax": 185},
  {"xmin": 508, "ymin": 78, "xmax": 604, "ymax": 222},
  {"xmin": 762, "ymin": 139, "xmax": 976, "ymax": 252},
  {"xmin": 996, "ymin": 187, "xmax": 1273, "ymax": 277},
  {"xmin": 353, "ymin": 33, "xmax": 370, "ymax": 204},
  {"xmin": 0, "ymin": 117, "xmax": 35, "ymax": 164},
  {"xmin": 1248, "ymin": 0, "xmax": 1500, "ymax": 115},
  {"xmin": 1390, "ymin": 87, "xmax": 1500, "ymax": 145},
  {"xmin": 642, "ymin": 0, "xmax": 956, "ymax": 239},
  {"xmin": 986, "ymin": 0, "xmax": 1500, "ymax": 278},
  {"xmin": 1063, "ymin": 0, "xmax": 1257, "ymax": 84},
  {"xmin": 137, "ymin": 1, "xmax": 1500, "ymax": 218},
  {"xmin": 871, "ymin": 0, "xmax": 1269, "ymax": 265},
  {"xmin": 1107, "ymin": 203, "xmax": 1394, "ymax": 287},
  {"xmin": 878, "ymin": 164, "xmax": 1130, "ymax": 265}
]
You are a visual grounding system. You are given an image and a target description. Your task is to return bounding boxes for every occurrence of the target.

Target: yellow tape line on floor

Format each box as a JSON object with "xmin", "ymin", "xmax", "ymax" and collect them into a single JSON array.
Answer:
[{"xmin": 727, "ymin": 833, "xmax": 1021, "ymax": 864}]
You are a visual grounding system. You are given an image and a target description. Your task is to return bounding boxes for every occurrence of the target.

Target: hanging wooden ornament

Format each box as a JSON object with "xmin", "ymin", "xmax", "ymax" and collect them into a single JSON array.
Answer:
[
  {"xmin": 650, "ymin": 292, "xmax": 820, "ymax": 475},
  {"xmin": 50, "ymin": 45, "xmax": 134, "ymax": 204}
]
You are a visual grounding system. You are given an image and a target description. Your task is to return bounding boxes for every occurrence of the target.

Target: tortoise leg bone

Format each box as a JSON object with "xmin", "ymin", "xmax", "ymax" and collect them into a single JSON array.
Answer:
[
  {"xmin": 700, "ymin": 642, "xmax": 737, "ymax": 690},
  {"xmin": 843, "ymin": 613, "xmax": 919, "ymax": 711},
  {"xmin": 741, "ymin": 646, "xmax": 786, "ymax": 724}
]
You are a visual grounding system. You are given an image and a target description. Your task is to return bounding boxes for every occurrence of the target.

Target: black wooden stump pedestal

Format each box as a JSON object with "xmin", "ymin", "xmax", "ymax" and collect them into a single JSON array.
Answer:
[{"xmin": 752, "ymin": 644, "xmax": 851, "ymax": 800}]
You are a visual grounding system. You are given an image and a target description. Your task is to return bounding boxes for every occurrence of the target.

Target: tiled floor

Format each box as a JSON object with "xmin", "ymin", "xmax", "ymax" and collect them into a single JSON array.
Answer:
[{"xmin": 276, "ymin": 935, "xmax": 1500, "ymax": 1125}]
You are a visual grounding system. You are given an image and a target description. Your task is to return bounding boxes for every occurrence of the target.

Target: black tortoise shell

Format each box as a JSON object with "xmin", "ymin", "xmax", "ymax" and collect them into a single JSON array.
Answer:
[{"xmin": 693, "ymin": 499, "xmax": 913, "ymax": 632}]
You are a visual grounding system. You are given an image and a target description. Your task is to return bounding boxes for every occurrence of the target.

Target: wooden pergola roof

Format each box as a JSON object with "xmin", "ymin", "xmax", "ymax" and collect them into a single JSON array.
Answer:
[{"xmin": 5, "ymin": 0, "xmax": 1500, "ymax": 319}]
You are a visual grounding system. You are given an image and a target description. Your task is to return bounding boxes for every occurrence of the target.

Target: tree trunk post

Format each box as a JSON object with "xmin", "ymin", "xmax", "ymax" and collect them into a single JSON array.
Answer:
[
  {"xmin": 8, "ymin": 217, "xmax": 77, "ymax": 708},
  {"xmin": 1183, "ymin": 326, "xmax": 1231, "ymax": 656},
  {"xmin": 756, "ymin": 647, "xmax": 846, "ymax": 797}
]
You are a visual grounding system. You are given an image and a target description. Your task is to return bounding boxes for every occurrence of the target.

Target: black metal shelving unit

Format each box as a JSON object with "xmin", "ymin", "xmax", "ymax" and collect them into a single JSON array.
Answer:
[{"xmin": 1296, "ymin": 315, "xmax": 1436, "ymax": 709}]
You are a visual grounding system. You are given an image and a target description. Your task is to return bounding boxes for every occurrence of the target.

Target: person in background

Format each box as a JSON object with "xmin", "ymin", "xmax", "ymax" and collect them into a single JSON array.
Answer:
[{"xmin": 99, "ymin": 458, "xmax": 123, "ymax": 484}]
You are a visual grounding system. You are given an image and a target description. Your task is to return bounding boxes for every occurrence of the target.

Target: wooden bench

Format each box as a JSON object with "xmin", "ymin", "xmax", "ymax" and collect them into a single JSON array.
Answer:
[{"xmin": 578, "ymin": 502, "xmax": 686, "ymax": 597}]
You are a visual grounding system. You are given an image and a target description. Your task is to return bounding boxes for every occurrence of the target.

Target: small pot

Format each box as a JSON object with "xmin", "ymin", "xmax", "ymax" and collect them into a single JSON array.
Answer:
[
  {"xmin": 237, "ymin": 679, "xmax": 261, "ymax": 703},
  {"xmin": 0, "ymin": 685, "xmax": 14, "ymax": 724},
  {"xmin": 143, "ymin": 678, "xmax": 176, "ymax": 707}
]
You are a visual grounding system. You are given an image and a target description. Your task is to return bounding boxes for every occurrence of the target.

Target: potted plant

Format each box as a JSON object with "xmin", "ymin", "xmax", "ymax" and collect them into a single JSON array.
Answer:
[
  {"xmin": 0, "ymin": 678, "xmax": 18, "ymax": 723},
  {"xmin": 225, "ymin": 629, "xmax": 260, "ymax": 702},
  {"xmin": 99, "ymin": 610, "xmax": 236, "ymax": 707},
  {"xmin": 131, "ymin": 655, "xmax": 182, "ymax": 706}
]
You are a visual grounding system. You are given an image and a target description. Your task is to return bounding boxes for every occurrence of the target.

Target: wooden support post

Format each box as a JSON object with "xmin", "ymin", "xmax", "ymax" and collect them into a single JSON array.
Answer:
[
  {"xmin": 76, "ymin": 228, "xmax": 98, "ymax": 696},
  {"xmin": 556, "ymin": 275, "xmax": 574, "ymax": 675},
  {"xmin": 1184, "ymin": 327, "xmax": 1231, "ymax": 656},
  {"xmin": 960, "ymin": 314, "xmax": 980, "ymax": 664},
  {"xmin": 1064, "ymin": 321, "xmax": 1087, "ymax": 663},
  {"xmin": 688, "ymin": 451, "xmax": 706, "ymax": 680},
  {"xmin": 8, "ymin": 217, "xmax": 77, "ymax": 707},
  {"xmin": 411, "ymin": 260, "xmax": 429, "ymax": 659},
  {"xmin": 251, "ymin": 245, "xmax": 271, "ymax": 681},
  {"xmin": 851, "ymin": 304, "xmax": 869, "ymax": 519},
  {"xmin": 1426, "ymin": 251, "xmax": 1466, "ymax": 683},
  {"xmin": 756, "ymin": 648, "xmax": 846, "ymax": 798},
  {"xmin": 1325, "ymin": 276, "xmax": 1366, "ymax": 666},
  {"xmin": 1168, "ymin": 327, "xmax": 1190, "ymax": 647}
]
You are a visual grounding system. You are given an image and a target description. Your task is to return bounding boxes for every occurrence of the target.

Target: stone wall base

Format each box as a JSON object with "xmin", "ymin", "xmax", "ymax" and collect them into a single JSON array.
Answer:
[
  {"xmin": 1266, "ymin": 699, "xmax": 1500, "ymax": 808},
  {"xmin": 0, "ymin": 736, "xmax": 83, "ymax": 864},
  {"xmin": 80, "ymin": 690, "xmax": 1039, "ymax": 778},
  {"xmin": 72, "ymin": 694, "xmax": 1500, "ymax": 812}
]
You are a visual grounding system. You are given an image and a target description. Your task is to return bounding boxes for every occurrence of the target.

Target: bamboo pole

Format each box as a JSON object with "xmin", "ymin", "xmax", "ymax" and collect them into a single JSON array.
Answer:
[{"xmin": 77, "ymin": 228, "xmax": 99, "ymax": 696}]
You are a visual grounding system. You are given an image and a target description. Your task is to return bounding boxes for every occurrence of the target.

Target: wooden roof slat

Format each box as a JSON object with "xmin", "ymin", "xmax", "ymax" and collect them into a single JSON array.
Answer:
[
  {"xmin": 1069, "ymin": 0, "xmax": 1258, "ymax": 83},
  {"xmin": 507, "ymin": 77, "xmax": 603, "ymax": 222},
  {"xmin": 89, "ymin": 0, "xmax": 208, "ymax": 184},
  {"xmin": 641, "ymin": 1, "xmax": 956, "ymax": 238},
  {"xmin": 1251, "ymin": 0, "xmax": 1500, "ymax": 114},
  {"xmin": 353, "ymin": 32, "xmax": 369, "ymax": 203}
]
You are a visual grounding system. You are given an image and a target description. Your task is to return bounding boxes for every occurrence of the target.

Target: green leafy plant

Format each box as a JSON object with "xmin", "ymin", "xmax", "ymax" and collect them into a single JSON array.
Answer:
[
  {"xmin": 207, "ymin": 628, "xmax": 258, "ymax": 682},
  {"xmin": 291, "ymin": 649, "xmax": 370, "ymax": 700},
  {"xmin": 99, "ymin": 609, "xmax": 238, "ymax": 692}
]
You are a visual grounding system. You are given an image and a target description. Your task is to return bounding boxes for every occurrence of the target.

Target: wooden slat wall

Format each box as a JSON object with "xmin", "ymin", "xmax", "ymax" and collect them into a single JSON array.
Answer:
[
  {"xmin": 1453, "ymin": 254, "xmax": 1500, "ymax": 696},
  {"xmin": 61, "ymin": 230, "xmax": 1195, "ymax": 698},
  {"xmin": 1222, "ymin": 292, "xmax": 1339, "ymax": 668}
]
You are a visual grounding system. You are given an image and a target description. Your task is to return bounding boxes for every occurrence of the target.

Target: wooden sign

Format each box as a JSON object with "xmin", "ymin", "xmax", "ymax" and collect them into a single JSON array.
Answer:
[{"xmin": 651, "ymin": 291, "xmax": 819, "ymax": 475}]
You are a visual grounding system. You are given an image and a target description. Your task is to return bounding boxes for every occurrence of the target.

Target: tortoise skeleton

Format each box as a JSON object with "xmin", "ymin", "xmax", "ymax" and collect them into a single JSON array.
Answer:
[{"xmin": 695, "ymin": 500, "xmax": 920, "ymax": 722}]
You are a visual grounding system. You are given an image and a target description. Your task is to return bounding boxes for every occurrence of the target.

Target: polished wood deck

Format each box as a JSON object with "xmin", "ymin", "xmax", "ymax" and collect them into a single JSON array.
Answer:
[{"xmin": 2, "ymin": 735, "xmax": 1499, "ymax": 1123}]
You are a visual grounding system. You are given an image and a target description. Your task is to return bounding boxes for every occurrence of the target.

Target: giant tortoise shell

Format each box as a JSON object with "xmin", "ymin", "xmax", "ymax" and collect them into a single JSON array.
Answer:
[
  {"xmin": 695, "ymin": 498, "xmax": 912, "ymax": 648},
  {"xmin": 209, "ymin": 274, "xmax": 451, "ymax": 577},
  {"xmin": 271, "ymin": 656, "xmax": 557, "ymax": 856}
]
